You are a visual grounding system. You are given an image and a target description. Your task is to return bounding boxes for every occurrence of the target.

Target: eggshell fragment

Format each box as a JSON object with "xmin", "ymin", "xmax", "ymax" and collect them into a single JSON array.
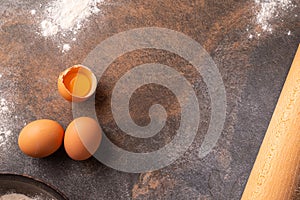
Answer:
[
  {"xmin": 18, "ymin": 119, "xmax": 64, "ymax": 158},
  {"xmin": 64, "ymin": 117, "xmax": 102, "ymax": 161},
  {"xmin": 57, "ymin": 65, "xmax": 97, "ymax": 102}
]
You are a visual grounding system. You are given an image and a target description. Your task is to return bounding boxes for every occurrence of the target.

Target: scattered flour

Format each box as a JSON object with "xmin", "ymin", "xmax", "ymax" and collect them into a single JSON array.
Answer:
[
  {"xmin": 40, "ymin": 0, "xmax": 103, "ymax": 37},
  {"xmin": 0, "ymin": 129, "xmax": 12, "ymax": 150},
  {"xmin": 247, "ymin": 0, "xmax": 297, "ymax": 39},
  {"xmin": 1, "ymin": 98, "xmax": 9, "ymax": 113},
  {"xmin": 254, "ymin": 0, "xmax": 296, "ymax": 32},
  {"xmin": 0, "ymin": 98, "xmax": 14, "ymax": 151}
]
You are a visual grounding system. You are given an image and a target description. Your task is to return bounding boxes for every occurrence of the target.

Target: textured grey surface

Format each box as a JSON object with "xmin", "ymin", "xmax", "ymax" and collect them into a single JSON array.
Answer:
[{"xmin": 0, "ymin": 0, "xmax": 299, "ymax": 199}]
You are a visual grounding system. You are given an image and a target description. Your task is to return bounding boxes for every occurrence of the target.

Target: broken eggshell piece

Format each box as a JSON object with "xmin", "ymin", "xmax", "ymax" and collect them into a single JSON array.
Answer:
[{"xmin": 57, "ymin": 65, "xmax": 97, "ymax": 102}]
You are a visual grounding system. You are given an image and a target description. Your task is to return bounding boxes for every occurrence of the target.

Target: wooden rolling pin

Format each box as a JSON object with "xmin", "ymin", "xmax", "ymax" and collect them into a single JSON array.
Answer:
[{"xmin": 242, "ymin": 44, "xmax": 300, "ymax": 200}]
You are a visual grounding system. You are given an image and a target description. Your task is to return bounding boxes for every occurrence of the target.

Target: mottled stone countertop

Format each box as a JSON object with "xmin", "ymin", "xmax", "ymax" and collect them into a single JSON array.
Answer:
[{"xmin": 0, "ymin": 0, "xmax": 299, "ymax": 199}]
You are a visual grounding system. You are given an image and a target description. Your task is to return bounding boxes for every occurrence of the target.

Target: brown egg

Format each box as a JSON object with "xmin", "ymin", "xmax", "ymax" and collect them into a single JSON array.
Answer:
[
  {"xmin": 64, "ymin": 117, "xmax": 102, "ymax": 161},
  {"xmin": 18, "ymin": 119, "xmax": 64, "ymax": 158},
  {"xmin": 57, "ymin": 65, "xmax": 97, "ymax": 102}
]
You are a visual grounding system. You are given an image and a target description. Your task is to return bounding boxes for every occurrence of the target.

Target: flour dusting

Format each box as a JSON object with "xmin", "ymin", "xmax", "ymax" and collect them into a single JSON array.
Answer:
[
  {"xmin": 40, "ymin": 0, "xmax": 103, "ymax": 37},
  {"xmin": 0, "ymin": 98, "xmax": 14, "ymax": 151},
  {"xmin": 0, "ymin": 98, "xmax": 9, "ymax": 113},
  {"xmin": 0, "ymin": 128, "xmax": 12, "ymax": 151},
  {"xmin": 255, "ymin": 0, "xmax": 296, "ymax": 32}
]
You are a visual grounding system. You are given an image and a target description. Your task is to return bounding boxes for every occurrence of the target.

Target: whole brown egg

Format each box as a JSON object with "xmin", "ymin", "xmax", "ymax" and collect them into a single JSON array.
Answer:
[
  {"xmin": 64, "ymin": 117, "xmax": 102, "ymax": 161},
  {"xmin": 18, "ymin": 119, "xmax": 64, "ymax": 158}
]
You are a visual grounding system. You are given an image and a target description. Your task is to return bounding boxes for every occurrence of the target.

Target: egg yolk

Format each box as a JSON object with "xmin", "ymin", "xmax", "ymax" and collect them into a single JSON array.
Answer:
[{"xmin": 65, "ymin": 72, "xmax": 91, "ymax": 97}]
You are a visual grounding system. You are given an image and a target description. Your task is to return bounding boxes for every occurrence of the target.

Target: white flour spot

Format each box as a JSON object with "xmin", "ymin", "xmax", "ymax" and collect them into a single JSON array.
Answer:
[
  {"xmin": 62, "ymin": 44, "xmax": 71, "ymax": 52},
  {"xmin": 30, "ymin": 9, "xmax": 36, "ymax": 15},
  {"xmin": 268, "ymin": 27, "xmax": 273, "ymax": 33},
  {"xmin": 287, "ymin": 30, "xmax": 291, "ymax": 35},
  {"xmin": 5, "ymin": 130, "xmax": 12, "ymax": 138}
]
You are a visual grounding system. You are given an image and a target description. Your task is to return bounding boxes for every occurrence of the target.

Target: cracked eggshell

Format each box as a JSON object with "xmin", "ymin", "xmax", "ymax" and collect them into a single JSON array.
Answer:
[{"xmin": 57, "ymin": 65, "xmax": 97, "ymax": 102}]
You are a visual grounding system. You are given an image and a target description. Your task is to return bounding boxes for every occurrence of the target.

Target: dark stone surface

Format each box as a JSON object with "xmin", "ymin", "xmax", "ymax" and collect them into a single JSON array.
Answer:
[{"xmin": 0, "ymin": 0, "xmax": 299, "ymax": 199}]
